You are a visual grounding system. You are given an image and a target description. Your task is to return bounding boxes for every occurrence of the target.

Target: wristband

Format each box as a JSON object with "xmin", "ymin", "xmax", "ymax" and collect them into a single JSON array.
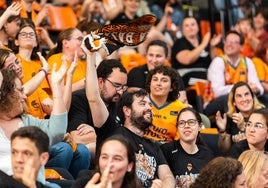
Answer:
[{"xmin": 39, "ymin": 68, "xmax": 48, "ymax": 75}]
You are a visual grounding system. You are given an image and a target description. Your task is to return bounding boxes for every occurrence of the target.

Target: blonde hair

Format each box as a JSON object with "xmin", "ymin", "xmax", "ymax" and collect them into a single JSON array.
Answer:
[
  {"xmin": 227, "ymin": 82, "xmax": 264, "ymax": 117},
  {"xmin": 238, "ymin": 150, "xmax": 268, "ymax": 188}
]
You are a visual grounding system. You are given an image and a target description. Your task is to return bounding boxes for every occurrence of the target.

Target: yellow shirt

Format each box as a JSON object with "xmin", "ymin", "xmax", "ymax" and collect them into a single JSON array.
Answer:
[
  {"xmin": 47, "ymin": 53, "xmax": 86, "ymax": 84},
  {"xmin": 251, "ymin": 57, "xmax": 268, "ymax": 82},
  {"xmin": 17, "ymin": 54, "xmax": 50, "ymax": 118},
  {"xmin": 144, "ymin": 99, "xmax": 186, "ymax": 143}
]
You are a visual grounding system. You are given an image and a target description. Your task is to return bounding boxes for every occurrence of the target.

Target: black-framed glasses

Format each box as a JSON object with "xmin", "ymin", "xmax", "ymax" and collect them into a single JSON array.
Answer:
[
  {"xmin": 18, "ymin": 32, "xmax": 36, "ymax": 39},
  {"xmin": 177, "ymin": 119, "xmax": 198, "ymax": 128},
  {"xmin": 245, "ymin": 122, "xmax": 266, "ymax": 130},
  {"xmin": 105, "ymin": 78, "xmax": 128, "ymax": 92}
]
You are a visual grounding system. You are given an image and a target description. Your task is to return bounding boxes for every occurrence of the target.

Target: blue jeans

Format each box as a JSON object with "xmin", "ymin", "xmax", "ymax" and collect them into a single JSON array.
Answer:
[{"xmin": 46, "ymin": 142, "xmax": 90, "ymax": 179}]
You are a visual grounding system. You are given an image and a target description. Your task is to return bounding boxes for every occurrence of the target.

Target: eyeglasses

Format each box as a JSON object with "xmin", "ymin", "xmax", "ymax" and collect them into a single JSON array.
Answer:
[
  {"xmin": 105, "ymin": 78, "xmax": 128, "ymax": 92},
  {"xmin": 224, "ymin": 39, "xmax": 240, "ymax": 45},
  {"xmin": 18, "ymin": 32, "xmax": 36, "ymax": 39},
  {"xmin": 245, "ymin": 122, "xmax": 267, "ymax": 130},
  {"xmin": 177, "ymin": 119, "xmax": 198, "ymax": 128}
]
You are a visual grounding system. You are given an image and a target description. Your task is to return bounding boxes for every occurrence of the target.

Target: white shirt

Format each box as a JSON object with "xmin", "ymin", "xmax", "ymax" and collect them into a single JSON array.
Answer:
[{"xmin": 207, "ymin": 56, "xmax": 264, "ymax": 97}]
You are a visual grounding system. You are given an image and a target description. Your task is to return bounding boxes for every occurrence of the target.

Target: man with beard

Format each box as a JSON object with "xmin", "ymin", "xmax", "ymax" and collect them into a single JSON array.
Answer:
[
  {"xmin": 67, "ymin": 59, "xmax": 128, "ymax": 156},
  {"xmin": 82, "ymin": 46, "xmax": 175, "ymax": 188}
]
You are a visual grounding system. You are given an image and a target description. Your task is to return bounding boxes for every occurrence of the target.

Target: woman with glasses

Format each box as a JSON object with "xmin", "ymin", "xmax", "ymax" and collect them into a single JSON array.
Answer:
[
  {"xmin": 46, "ymin": 27, "xmax": 87, "ymax": 93},
  {"xmin": 216, "ymin": 81, "xmax": 265, "ymax": 154},
  {"xmin": 144, "ymin": 66, "xmax": 186, "ymax": 144},
  {"xmin": 160, "ymin": 107, "xmax": 214, "ymax": 188},
  {"xmin": 238, "ymin": 150, "xmax": 268, "ymax": 188},
  {"xmin": 228, "ymin": 108, "xmax": 268, "ymax": 159}
]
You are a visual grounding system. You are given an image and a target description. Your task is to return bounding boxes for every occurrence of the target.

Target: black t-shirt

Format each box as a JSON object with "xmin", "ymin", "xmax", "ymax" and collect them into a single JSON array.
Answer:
[
  {"xmin": 0, "ymin": 170, "xmax": 49, "ymax": 188},
  {"xmin": 171, "ymin": 37, "xmax": 211, "ymax": 70},
  {"xmin": 68, "ymin": 89, "xmax": 116, "ymax": 132},
  {"xmin": 228, "ymin": 139, "xmax": 268, "ymax": 159},
  {"xmin": 127, "ymin": 64, "xmax": 185, "ymax": 91},
  {"xmin": 226, "ymin": 116, "xmax": 247, "ymax": 144},
  {"xmin": 160, "ymin": 140, "xmax": 214, "ymax": 188},
  {"xmin": 95, "ymin": 115, "xmax": 167, "ymax": 186}
]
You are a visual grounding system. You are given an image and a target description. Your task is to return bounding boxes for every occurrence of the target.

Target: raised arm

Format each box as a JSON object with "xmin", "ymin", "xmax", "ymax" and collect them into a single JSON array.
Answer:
[
  {"xmin": 23, "ymin": 52, "xmax": 50, "ymax": 96},
  {"xmin": 82, "ymin": 44, "xmax": 109, "ymax": 128},
  {"xmin": 50, "ymin": 61, "xmax": 68, "ymax": 114},
  {"xmin": 0, "ymin": 2, "xmax": 21, "ymax": 30}
]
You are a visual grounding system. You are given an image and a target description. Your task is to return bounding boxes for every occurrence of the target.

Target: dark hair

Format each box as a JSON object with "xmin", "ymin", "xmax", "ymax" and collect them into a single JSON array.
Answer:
[
  {"xmin": 146, "ymin": 40, "xmax": 168, "ymax": 57},
  {"xmin": 145, "ymin": 66, "xmax": 179, "ymax": 102},
  {"xmin": 225, "ymin": 30, "xmax": 245, "ymax": 45},
  {"xmin": 176, "ymin": 107, "xmax": 206, "ymax": 145},
  {"xmin": 76, "ymin": 19, "xmax": 102, "ymax": 34},
  {"xmin": 11, "ymin": 126, "xmax": 49, "ymax": 154},
  {"xmin": 95, "ymin": 134, "xmax": 141, "ymax": 188},
  {"xmin": 0, "ymin": 9, "xmax": 21, "ymax": 31},
  {"xmin": 117, "ymin": 89, "xmax": 148, "ymax": 124},
  {"xmin": 254, "ymin": 7, "xmax": 268, "ymax": 31},
  {"xmin": 251, "ymin": 108, "xmax": 268, "ymax": 127},
  {"xmin": 46, "ymin": 28, "xmax": 78, "ymax": 58},
  {"xmin": 97, "ymin": 59, "xmax": 127, "ymax": 79},
  {"xmin": 12, "ymin": 21, "xmax": 40, "ymax": 60},
  {"xmin": 0, "ymin": 48, "xmax": 12, "ymax": 69},
  {"xmin": 191, "ymin": 157, "xmax": 243, "ymax": 188}
]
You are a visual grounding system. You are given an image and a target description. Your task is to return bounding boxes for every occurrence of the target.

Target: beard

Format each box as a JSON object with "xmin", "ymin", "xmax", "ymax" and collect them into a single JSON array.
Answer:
[{"xmin": 130, "ymin": 109, "xmax": 152, "ymax": 131}]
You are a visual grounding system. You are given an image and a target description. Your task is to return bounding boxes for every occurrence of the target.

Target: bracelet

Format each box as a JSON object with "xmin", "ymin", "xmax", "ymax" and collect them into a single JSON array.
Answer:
[{"xmin": 39, "ymin": 68, "xmax": 48, "ymax": 75}]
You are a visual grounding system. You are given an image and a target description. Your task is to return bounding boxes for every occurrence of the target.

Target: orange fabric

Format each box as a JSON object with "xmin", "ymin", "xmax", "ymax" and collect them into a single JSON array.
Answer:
[
  {"xmin": 120, "ymin": 53, "xmax": 147, "ymax": 72},
  {"xmin": 0, "ymin": 0, "xmax": 6, "ymax": 9},
  {"xmin": 251, "ymin": 57, "xmax": 268, "ymax": 82},
  {"xmin": 200, "ymin": 20, "xmax": 222, "ymax": 38},
  {"xmin": 46, "ymin": 5, "xmax": 78, "ymax": 31},
  {"xmin": 47, "ymin": 53, "xmax": 86, "ymax": 84},
  {"xmin": 200, "ymin": 128, "xmax": 218, "ymax": 134},
  {"xmin": 20, "ymin": 1, "xmax": 41, "ymax": 22},
  {"xmin": 241, "ymin": 37, "xmax": 254, "ymax": 58},
  {"xmin": 221, "ymin": 55, "xmax": 248, "ymax": 84}
]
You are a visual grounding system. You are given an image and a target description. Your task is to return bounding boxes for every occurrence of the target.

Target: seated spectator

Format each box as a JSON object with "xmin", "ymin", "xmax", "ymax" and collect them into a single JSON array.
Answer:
[
  {"xmin": 0, "ymin": 66, "xmax": 67, "ymax": 186},
  {"xmin": 144, "ymin": 66, "xmax": 186, "ymax": 143},
  {"xmin": 160, "ymin": 107, "xmax": 214, "ymax": 187},
  {"xmin": 238, "ymin": 150, "xmax": 268, "ymax": 188},
  {"xmin": 252, "ymin": 37, "xmax": 268, "ymax": 94},
  {"xmin": 0, "ymin": 126, "xmax": 51, "ymax": 187},
  {"xmin": 46, "ymin": 28, "xmax": 86, "ymax": 93},
  {"xmin": 206, "ymin": 30, "xmax": 266, "ymax": 116},
  {"xmin": 0, "ymin": 3, "xmax": 21, "ymax": 50},
  {"xmin": 190, "ymin": 156, "xmax": 246, "ymax": 188},
  {"xmin": 228, "ymin": 108, "xmax": 268, "ymax": 158},
  {"xmin": 216, "ymin": 82, "xmax": 265, "ymax": 154},
  {"xmin": 171, "ymin": 16, "xmax": 221, "ymax": 88},
  {"xmin": 248, "ymin": 7, "xmax": 268, "ymax": 52},
  {"xmin": 127, "ymin": 39, "xmax": 188, "ymax": 103},
  {"xmin": 72, "ymin": 134, "xmax": 142, "ymax": 188},
  {"xmin": 83, "ymin": 44, "xmax": 175, "ymax": 187}
]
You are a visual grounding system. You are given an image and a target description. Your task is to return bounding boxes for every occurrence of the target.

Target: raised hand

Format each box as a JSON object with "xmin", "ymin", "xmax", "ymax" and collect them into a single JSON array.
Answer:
[
  {"xmin": 215, "ymin": 111, "xmax": 227, "ymax": 132},
  {"xmin": 37, "ymin": 52, "xmax": 50, "ymax": 72},
  {"xmin": 5, "ymin": 2, "xmax": 21, "ymax": 17},
  {"xmin": 51, "ymin": 60, "xmax": 67, "ymax": 86}
]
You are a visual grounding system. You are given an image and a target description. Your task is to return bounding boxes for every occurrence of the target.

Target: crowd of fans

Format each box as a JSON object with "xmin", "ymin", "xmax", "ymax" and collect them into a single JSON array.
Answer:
[{"xmin": 0, "ymin": 0, "xmax": 268, "ymax": 188}]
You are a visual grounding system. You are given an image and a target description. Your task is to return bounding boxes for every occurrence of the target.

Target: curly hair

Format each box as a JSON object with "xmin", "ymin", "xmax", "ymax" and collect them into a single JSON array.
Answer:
[
  {"xmin": 0, "ymin": 69, "xmax": 21, "ymax": 113},
  {"xmin": 191, "ymin": 157, "xmax": 243, "ymax": 188},
  {"xmin": 227, "ymin": 81, "xmax": 264, "ymax": 117},
  {"xmin": 145, "ymin": 66, "xmax": 179, "ymax": 102}
]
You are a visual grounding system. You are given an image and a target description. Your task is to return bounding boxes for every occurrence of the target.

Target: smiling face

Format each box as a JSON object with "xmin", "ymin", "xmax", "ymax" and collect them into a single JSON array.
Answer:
[
  {"xmin": 3, "ymin": 53, "xmax": 23, "ymax": 79},
  {"xmin": 146, "ymin": 45, "xmax": 167, "ymax": 70},
  {"xmin": 182, "ymin": 17, "xmax": 199, "ymax": 37},
  {"xmin": 150, "ymin": 72, "xmax": 172, "ymax": 99},
  {"xmin": 246, "ymin": 113, "xmax": 268, "ymax": 149},
  {"xmin": 233, "ymin": 85, "xmax": 254, "ymax": 114},
  {"xmin": 177, "ymin": 110, "xmax": 201, "ymax": 144},
  {"xmin": 99, "ymin": 140, "xmax": 133, "ymax": 187},
  {"xmin": 224, "ymin": 33, "xmax": 242, "ymax": 57}
]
